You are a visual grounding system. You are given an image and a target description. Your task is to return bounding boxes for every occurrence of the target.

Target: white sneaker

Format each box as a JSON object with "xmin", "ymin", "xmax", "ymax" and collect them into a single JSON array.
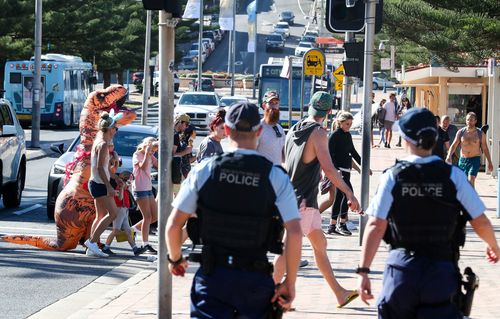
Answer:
[{"xmin": 84, "ymin": 239, "xmax": 109, "ymax": 257}]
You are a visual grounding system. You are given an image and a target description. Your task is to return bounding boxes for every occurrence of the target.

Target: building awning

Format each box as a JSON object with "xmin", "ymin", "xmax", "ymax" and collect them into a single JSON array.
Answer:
[{"xmin": 316, "ymin": 37, "xmax": 344, "ymax": 45}]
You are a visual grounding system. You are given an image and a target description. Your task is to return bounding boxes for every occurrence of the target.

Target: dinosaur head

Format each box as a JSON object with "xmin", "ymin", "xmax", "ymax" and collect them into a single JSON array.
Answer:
[{"xmin": 80, "ymin": 85, "xmax": 136, "ymax": 146}]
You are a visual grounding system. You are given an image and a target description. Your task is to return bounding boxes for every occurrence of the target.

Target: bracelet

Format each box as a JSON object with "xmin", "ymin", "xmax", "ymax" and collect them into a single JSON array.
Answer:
[
  {"xmin": 167, "ymin": 254, "xmax": 184, "ymax": 266},
  {"xmin": 355, "ymin": 266, "xmax": 370, "ymax": 274}
]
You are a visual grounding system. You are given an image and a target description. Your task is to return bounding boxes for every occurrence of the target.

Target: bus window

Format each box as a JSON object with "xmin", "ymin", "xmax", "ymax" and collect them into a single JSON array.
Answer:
[{"xmin": 10, "ymin": 73, "xmax": 21, "ymax": 84}]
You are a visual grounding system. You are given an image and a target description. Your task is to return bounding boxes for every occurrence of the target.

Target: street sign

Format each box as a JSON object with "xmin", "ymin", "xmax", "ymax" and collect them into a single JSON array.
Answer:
[
  {"xmin": 333, "ymin": 64, "xmax": 344, "ymax": 91},
  {"xmin": 381, "ymin": 58, "xmax": 391, "ymax": 70},
  {"xmin": 303, "ymin": 49, "xmax": 325, "ymax": 77}
]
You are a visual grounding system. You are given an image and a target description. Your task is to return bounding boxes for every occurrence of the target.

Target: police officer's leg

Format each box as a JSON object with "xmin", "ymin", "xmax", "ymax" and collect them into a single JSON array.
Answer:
[
  {"xmin": 232, "ymin": 269, "xmax": 275, "ymax": 318},
  {"xmin": 416, "ymin": 262, "xmax": 461, "ymax": 319},
  {"xmin": 307, "ymin": 228, "xmax": 355, "ymax": 305},
  {"xmin": 190, "ymin": 268, "xmax": 236, "ymax": 319}
]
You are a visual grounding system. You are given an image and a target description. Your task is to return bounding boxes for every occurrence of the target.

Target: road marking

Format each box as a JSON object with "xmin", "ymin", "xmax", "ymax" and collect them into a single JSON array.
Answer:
[{"xmin": 13, "ymin": 204, "xmax": 43, "ymax": 216}]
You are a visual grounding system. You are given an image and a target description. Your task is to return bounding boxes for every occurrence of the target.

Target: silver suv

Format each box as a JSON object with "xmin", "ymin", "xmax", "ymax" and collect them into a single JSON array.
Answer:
[{"xmin": 0, "ymin": 96, "xmax": 26, "ymax": 208}]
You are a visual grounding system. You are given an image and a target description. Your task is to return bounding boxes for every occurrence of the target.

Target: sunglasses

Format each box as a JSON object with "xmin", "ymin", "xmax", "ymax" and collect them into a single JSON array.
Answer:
[{"xmin": 272, "ymin": 125, "xmax": 282, "ymax": 138}]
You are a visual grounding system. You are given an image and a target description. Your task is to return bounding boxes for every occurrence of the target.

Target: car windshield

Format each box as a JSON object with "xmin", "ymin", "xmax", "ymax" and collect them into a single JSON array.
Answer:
[
  {"xmin": 268, "ymin": 35, "xmax": 282, "ymax": 41},
  {"xmin": 179, "ymin": 94, "xmax": 218, "ymax": 106},
  {"xmin": 276, "ymin": 23, "xmax": 289, "ymax": 29},
  {"xmin": 182, "ymin": 57, "xmax": 194, "ymax": 64},
  {"xmin": 302, "ymin": 36, "xmax": 315, "ymax": 42},
  {"xmin": 69, "ymin": 131, "xmax": 156, "ymax": 157},
  {"xmin": 281, "ymin": 11, "xmax": 292, "ymax": 17},
  {"xmin": 298, "ymin": 42, "xmax": 311, "ymax": 48},
  {"xmin": 221, "ymin": 98, "xmax": 246, "ymax": 106}
]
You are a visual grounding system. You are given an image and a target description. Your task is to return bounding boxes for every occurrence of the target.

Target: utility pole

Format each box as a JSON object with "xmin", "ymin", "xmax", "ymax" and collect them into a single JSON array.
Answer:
[
  {"xmin": 252, "ymin": 0, "xmax": 258, "ymax": 99},
  {"xmin": 142, "ymin": 10, "xmax": 152, "ymax": 125},
  {"xmin": 31, "ymin": 0, "xmax": 42, "ymax": 148},
  {"xmin": 197, "ymin": 0, "xmax": 203, "ymax": 91},
  {"xmin": 341, "ymin": 31, "xmax": 354, "ymax": 111},
  {"xmin": 288, "ymin": 56, "xmax": 293, "ymax": 129},
  {"xmin": 158, "ymin": 10, "xmax": 177, "ymax": 319},
  {"xmin": 359, "ymin": 0, "xmax": 377, "ymax": 245},
  {"xmin": 230, "ymin": 0, "xmax": 236, "ymax": 96},
  {"xmin": 390, "ymin": 45, "xmax": 396, "ymax": 78}
]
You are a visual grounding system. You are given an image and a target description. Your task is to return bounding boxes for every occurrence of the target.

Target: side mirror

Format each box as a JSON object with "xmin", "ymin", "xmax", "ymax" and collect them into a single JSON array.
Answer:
[
  {"xmin": 50, "ymin": 143, "xmax": 65, "ymax": 155},
  {"xmin": 1, "ymin": 124, "xmax": 16, "ymax": 136}
]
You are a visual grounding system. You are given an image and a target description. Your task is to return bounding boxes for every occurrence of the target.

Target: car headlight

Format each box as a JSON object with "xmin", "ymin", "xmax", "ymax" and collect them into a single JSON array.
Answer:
[{"xmin": 52, "ymin": 164, "xmax": 66, "ymax": 175}]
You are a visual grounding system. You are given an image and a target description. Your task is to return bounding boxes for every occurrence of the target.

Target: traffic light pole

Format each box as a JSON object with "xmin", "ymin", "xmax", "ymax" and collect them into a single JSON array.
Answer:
[
  {"xmin": 31, "ymin": 0, "xmax": 42, "ymax": 148},
  {"xmin": 359, "ymin": 0, "xmax": 377, "ymax": 245},
  {"xmin": 142, "ymin": 10, "xmax": 152, "ymax": 125},
  {"xmin": 197, "ymin": 0, "xmax": 203, "ymax": 91},
  {"xmin": 158, "ymin": 10, "xmax": 177, "ymax": 319},
  {"xmin": 341, "ymin": 31, "xmax": 354, "ymax": 111}
]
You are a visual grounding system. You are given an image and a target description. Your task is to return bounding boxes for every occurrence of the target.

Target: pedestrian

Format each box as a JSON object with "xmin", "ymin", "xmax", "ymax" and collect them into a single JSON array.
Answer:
[
  {"xmin": 172, "ymin": 114, "xmax": 192, "ymax": 191},
  {"xmin": 356, "ymin": 107, "xmax": 499, "ymax": 318},
  {"xmin": 275, "ymin": 91, "xmax": 361, "ymax": 308},
  {"xmin": 179, "ymin": 124, "xmax": 197, "ymax": 178},
  {"xmin": 394, "ymin": 97, "xmax": 412, "ymax": 147},
  {"xmin": 446, "ymin": 112, "xmax": 493, "ymax": 187},
  {"xmin": 324, "ymin": 111, "xmax": 364, "ymax": 236},
  {"xmin": 441, "ymin": 115, "xmax": 459, "ymax": 163},
  {"xmin": 85, "ymin": 111, "xmax": 121, "ymax": 257},
  {"xmin": 312, "ymin": 11, "xmax": 318, "ymax": 24},
  {"xmin": 432, "ymin": 115, "xmax": 450, "ymax": 160},
  {"xmin": 256, "ymin": 90, "xmax": 285, "ymax": 165},
  {"xmin": 131, "ymin": 137, "xmax": 159, "ymax": 255},
  {"xmin": 197, "ymin": 110, "xmax": 226, "ymax": 162},
  {"xmin": 383, "ymin": 93, "xmax": 398, "ymax": 148},
  {"xmin": 102, "ymin": 170, "xmax": 145, "ymax": 256},
  {"xmin": 166, "ymin": 102, "xmax": 302, "ymax": 317},
  {"xmin": 374, "ymin": 98, "xmax": 387, "ymax": 147}
]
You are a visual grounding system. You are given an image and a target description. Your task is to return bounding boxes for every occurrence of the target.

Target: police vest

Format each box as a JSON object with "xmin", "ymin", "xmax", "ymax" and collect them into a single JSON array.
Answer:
[
  {"xmin": 383, "ymin": 160, "xmax": 467, "ymax": 260},
  {"xmin": 189, "ymin": 152, "xmax": 284, "ymax": 260}
]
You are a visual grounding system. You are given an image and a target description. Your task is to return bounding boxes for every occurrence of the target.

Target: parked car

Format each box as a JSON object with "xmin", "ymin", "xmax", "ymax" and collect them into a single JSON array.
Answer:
[
  {"xmin": 300, "ymin": 35, "xmax": 317, "ymax": 46},
  {"xmin": 265, "ymin": 33, "xmax": 286, "ymax": 52},
  {"xmin": 178, "ymin": 57, "xmax": 197, "ymax": 70},
  {"xmin": 187, "ymin": 49, "xmax": 207, "ymax": 64},
  {"xmin": 202, "ymin": 38, "xmax": 215, "ymax": 54},
  {"xmin": 373, "ymin": 72, "xmax": 398, "ymax": 89},
  {"xmin": 0, "ymin": 97, "xmax": 26, "ymax": 208},
  {"xmin": 303, "ymin": 30, "xmax": 319, "ymax": 38},
  {"xmin": 203, "ymin": 30, "xmax": 220, "ymax": 43},
  {"xmin": 273, "ymin": 22, "xmax": 290, "ymax": 38},
  {"xmin": 152, "ymin": 71, "xmax": 179, "ymax": 92},
  {"xmin": 279, "ymin": 11, "xmax": 295, "ymax": 25},
  {"xmin": 175, "ymin": 92, "xmax": 221, "ymax": 131},
  {"xmin": 46, "ymin": 124, "xmax": 158, "ymax": 220},
  {"xmin": 132, "ymin": 71, "xmax": 144, "ymax": 85},
  {"xmin": 295, "ymin": 41, "xmax": 314, "ymax": 57},
  {"xmin": 189, "ymin": 78, "xmax": 215, "ymax": 92},
  {"xmin": 190, "ymin": 42, "xmax": 210, "ymax": 56}
]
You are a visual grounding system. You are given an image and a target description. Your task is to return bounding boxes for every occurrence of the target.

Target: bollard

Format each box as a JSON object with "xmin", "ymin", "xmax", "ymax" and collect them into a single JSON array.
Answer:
[
  {"xmin": 497, "ymin": 168, "xmax": 500, "ymax": 218},
  {"xmin": 382, "ymin": 81, "xmax": 387, "ymax": 93}
]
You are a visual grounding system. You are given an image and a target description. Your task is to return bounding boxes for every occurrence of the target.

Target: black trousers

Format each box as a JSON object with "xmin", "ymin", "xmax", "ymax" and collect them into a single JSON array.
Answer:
[{"xmin": 331, "ymin": 171, "xmax": 352, "ymax": 221}]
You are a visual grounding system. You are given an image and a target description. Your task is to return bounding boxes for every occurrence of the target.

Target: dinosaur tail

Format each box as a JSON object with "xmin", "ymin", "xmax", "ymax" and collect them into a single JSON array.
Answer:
[{"xmin": 1, "ymin": 235, "xmax": 62, "ymax": 251}]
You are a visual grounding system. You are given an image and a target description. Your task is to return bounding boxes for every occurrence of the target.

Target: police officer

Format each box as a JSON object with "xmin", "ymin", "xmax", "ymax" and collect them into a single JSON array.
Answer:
[
  {"xmin": 356, "ymin": 108, "xmax": 499, "ymax": 318},
  {"xmin": 166, "ymin": 102, "xmax": 302, "ymax": 318}
]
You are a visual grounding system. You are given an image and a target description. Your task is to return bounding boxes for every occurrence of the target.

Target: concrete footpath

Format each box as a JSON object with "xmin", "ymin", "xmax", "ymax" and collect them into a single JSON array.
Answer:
[{"xmin": 27, "ymin": 136, "xmax": 500, "ymax": 319}]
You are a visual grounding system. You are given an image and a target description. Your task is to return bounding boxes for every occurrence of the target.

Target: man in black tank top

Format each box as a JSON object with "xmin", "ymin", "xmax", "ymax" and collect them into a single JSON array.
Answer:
[{"xmin": 276, "ymin": 91, "xmax": 362, "ymax": 308}]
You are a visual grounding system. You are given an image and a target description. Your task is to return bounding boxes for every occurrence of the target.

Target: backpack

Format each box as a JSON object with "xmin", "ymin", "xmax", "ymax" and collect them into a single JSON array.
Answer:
[
  {"xmin": 375, "ymin": 106, "xmax": 386, "ymax": 127},
  {"xmin": 457, "ymin": 127, "xmax": 482, "ymax": 141}
]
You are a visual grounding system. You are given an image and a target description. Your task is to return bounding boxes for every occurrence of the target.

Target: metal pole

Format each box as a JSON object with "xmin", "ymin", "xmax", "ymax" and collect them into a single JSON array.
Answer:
[
  {"xmin": 252, "ymin": 0, "xmax": 258, "ymax": 99},
  {"xmin": 126, "ymin": 69, "xmax": 130, "ymax": 100},
  {"xmin": 142, "ymin": 10, "xmax": 152, "ymax": 125},
  {"xmin": 197, "ymin": 0, "xmax": 203, "ymax": 91},
  {"xmin": 31, "ymin": 0, "xmax": 42, "ymax": 148},
  {"xmin": 341, "ymin": 31, "xmax": 354, "ymax": 111},
  {"xmin": 158, "ymin": 10, "xmax": 177, "ymax": 319},
  {"xmin": 230, "ymin": 0, "xmax": 236, "ymax": 96},
  {"xmin": 359, "ymin": 0, "xmax": 377, "ymax": 245},
  {"xmin": 288, "ymin": 56, "xmax": 293, "ymax": 129},
  {"xmin": 390, "ymin": 45, "xmax": 396, "ymax": 78},
  {"xmin": 227, "ymin": 29, "xmax": 232, "ymax": 74},
  {"xmin": 300, "ymin": 59, "xmax": 305, "ymax": 119}
]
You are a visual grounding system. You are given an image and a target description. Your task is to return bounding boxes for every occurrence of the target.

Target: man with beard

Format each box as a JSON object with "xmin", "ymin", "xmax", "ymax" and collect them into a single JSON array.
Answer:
[{"xmin": 257, "ymin": 91, "xmax": 286, "ymax": 165}]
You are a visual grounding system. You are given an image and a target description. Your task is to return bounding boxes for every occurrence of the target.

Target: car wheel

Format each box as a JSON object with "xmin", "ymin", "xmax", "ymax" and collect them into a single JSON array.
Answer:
[
  {"xmin": 2, "ymin": 162, "xmax": 25, "ymax": 208},
  {"xmin": 373, "ymin": 82, "xmax": 379, "ymax": 90}
]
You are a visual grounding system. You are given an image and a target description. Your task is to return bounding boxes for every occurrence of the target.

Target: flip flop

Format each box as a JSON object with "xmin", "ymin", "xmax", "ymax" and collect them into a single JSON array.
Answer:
[{"xmin": 336, "ymin": 290, "xmax": 359, "ymax": 308}]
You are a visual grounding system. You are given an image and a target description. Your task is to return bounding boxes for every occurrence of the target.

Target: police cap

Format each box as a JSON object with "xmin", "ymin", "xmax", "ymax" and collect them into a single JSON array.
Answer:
[
  {"xmin": 225, "ymin": 102, "xmax": 261, "ymax": 132},
  {"xmin": 397, "ymin": 107, "xmax": 437, "ymax": 145}
]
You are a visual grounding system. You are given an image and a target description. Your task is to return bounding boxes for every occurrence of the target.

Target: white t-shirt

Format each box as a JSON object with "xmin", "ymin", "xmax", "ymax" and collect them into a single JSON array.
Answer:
[
  {"xmin": 384, "ymin": 100, "xmax": 397, "ymax": 122},
  {"xmin": 256, "ymin": 120, "xmax": 285, "ymax": 165}
]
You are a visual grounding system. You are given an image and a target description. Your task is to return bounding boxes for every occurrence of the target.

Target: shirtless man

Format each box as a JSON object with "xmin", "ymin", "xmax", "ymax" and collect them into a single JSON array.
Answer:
[{"xmin": 446, "ymin": 112, "xmax": 493, "ymax": 187}]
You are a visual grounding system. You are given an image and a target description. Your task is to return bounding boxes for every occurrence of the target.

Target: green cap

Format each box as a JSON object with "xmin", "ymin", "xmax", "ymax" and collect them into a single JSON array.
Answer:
[{"xmin": 308, "ymin": 91, "xmax": 333, "ymax": 117}]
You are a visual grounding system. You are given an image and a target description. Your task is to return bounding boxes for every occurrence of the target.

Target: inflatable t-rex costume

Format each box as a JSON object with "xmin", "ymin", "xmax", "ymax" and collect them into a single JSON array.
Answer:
[{"xmin": 2, "ymin": 85, "xmax": 136, "ymax": 250}]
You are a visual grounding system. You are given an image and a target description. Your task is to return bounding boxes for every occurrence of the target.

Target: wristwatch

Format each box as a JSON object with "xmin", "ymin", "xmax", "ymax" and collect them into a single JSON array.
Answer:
[
  {"xmin": 167, "ymin": 254, "xmax": 184, "ymax": 266},
  {"xmin": 355, "ymin": 266, "xmax": 370, "ymax": 274}
]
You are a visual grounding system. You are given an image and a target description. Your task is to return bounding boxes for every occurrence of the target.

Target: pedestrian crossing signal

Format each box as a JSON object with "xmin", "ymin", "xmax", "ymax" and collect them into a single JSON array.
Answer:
[
  {"xmin": 141, "ymin": 0, "xmax": 182, "ymax": 17},
  {"xmin": 326, "ymin": 0, "xmax": 383, "ymax": 33}
]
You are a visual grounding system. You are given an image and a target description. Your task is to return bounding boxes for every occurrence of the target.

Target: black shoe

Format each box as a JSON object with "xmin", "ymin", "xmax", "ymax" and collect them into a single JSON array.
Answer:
[
  {"xmin": 299, "ymin": 259, "xmax": 309, "ymax": 268},
  {"xmin": 395, "ymin": 143, "xmax": 401, "ymax": 147},
  {"xmin": 327, "ymin": 224, "xmax": 340, "ymax": 235},
  {"xmin": 384, "ymin": 142, "xmax": 388, "ymax": 148},
  {"xmin": 336, "ymin": 223, "xmax": 352, "ymax": 236},
  {"xmin": 102, "ymin": 247, "xmax": 116, "ymax": 255},
  {"xmin": 133, "ymin": 246, "xmax": 146, "ymax": 256},
  {"xmin": 387, "ymin": 144, "xmax": 391, "ymax": 148},
  {"xmin": 143, "ymin": 244, "xmax": 157, "ymax": 255}
]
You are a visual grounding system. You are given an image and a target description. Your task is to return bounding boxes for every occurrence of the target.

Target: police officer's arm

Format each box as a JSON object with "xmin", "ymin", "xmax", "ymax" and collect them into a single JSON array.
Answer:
[
  {"xmin": 469, "ymin": 215, "xmax": 500, "ymax": 263},
  {"xmin": 166, "ymin": 208, "xmax": 190, "ymax": 276},
  {"xmin": 480, "ymin": 133, "xmax": 494, "ymax": 172},
  {"xmin": 446, "ymin": 132, "xmax": 461, "ymax": 164},
  {"xmin": 311, "ymin": 128, "xmax": 360, "ymax": 211}
]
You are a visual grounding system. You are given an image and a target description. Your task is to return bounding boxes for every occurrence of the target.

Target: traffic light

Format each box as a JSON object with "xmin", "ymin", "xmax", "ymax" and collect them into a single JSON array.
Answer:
[
  {"xmin": 343, "ymin": 42, "xmax": 364, "ymax": 79},
  {"xmin": 141, "ymin": 0, "xmax": 182, "ymax": 17},
  {"xmin": 325, "ymin": 0, "xmax": 383, "ymax": 33}
]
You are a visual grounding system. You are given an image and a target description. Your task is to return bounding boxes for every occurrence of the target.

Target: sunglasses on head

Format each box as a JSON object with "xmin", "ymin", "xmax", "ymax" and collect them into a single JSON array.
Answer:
[{"xmin": 272, "ymin": 125, "xmax": 282, "ymax": 138}]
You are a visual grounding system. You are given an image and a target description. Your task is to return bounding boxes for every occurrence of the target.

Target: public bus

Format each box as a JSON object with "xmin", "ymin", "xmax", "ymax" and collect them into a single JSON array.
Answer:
[
  {"xmin": 258, "ymin": 60, "xmax": 313, "ymax": 129},
  {"xmin": 3, "ymin": 53, "xmax": 94, "ymax": 127}
]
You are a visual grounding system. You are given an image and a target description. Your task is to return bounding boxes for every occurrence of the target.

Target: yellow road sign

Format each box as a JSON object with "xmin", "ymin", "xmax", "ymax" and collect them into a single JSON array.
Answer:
[
  {"xmin": 335, "ymin": 80, "xmax": 343, "ymax": 91},
  {"xmin": 303, "ymin": 49, "xmax": 325, "ymax": 77},
  {"xmin": 333, "ymin": 64, "xmax": 344, "ymax": 91}
]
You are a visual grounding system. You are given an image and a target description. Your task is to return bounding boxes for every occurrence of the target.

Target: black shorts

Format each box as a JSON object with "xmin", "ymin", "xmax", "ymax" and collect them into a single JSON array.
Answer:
[{"xmin": 88, "ymin": 180, "xmax": 107, "ymax": 199}]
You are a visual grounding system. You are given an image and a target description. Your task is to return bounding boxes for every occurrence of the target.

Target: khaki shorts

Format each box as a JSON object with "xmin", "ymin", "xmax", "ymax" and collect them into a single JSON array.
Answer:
[{"xmin": 299, "ymin": 206, "xmax": 322, "ymax": 236}]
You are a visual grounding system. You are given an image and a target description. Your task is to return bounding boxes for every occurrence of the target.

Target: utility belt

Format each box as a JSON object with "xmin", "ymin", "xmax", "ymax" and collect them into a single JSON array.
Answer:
[
  {"xmin": 390, "ymin": 246, "xmax": 459, "ymax": 262},
  {"xmin": 188, "ymin": 246, "xmax": 273, "ymax": 275}
]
